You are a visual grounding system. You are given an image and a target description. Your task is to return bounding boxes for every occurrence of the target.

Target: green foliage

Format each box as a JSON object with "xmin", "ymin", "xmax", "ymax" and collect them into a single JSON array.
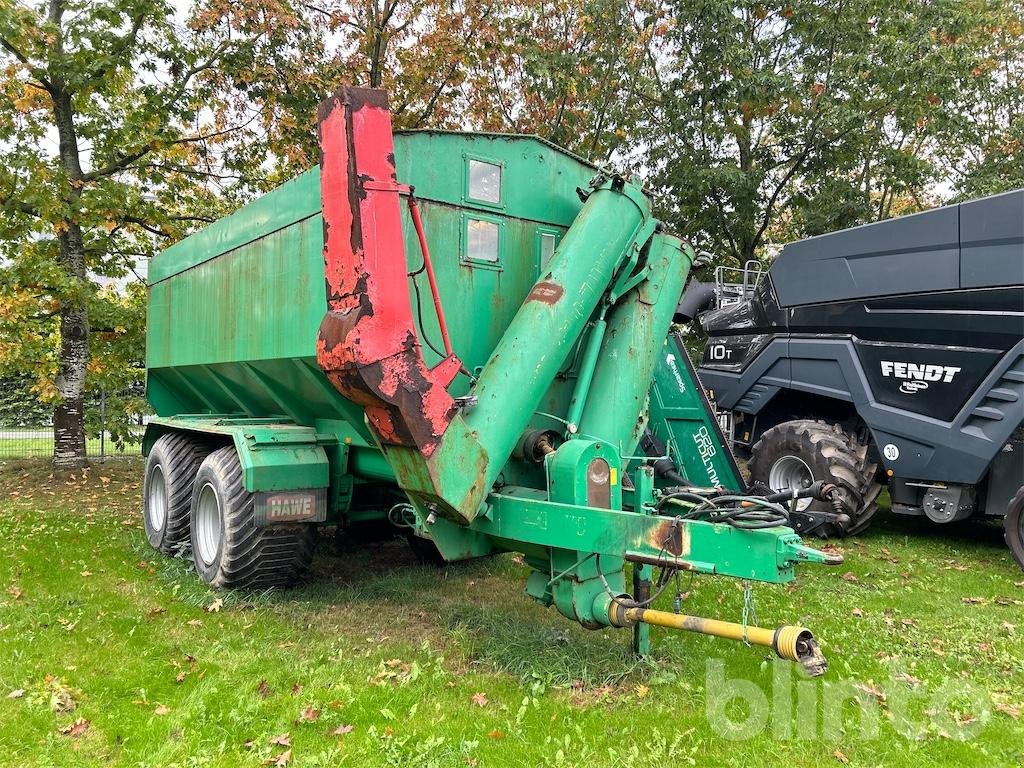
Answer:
[
  {"xmin": 0, "ymin": 376, "xmax": 51, "ymax": 427},
  {"xmin": 643, "ymin": 0, "xmax": 1023, "ymax": 266}
]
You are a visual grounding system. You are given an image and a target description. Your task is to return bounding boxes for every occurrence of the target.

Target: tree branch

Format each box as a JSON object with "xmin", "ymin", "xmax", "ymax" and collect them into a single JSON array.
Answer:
[
  {"xmin": 0, "ymin": 191, "xmax": 40, "ymax": 218},
  {"xmin": 0, "ymin": 35, "xmax": 54, "ymax": 90}
]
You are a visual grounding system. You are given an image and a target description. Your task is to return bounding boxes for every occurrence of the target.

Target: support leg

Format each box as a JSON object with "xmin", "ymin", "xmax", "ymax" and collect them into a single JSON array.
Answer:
[{"xmin": 632, "ymin": 563, "xmax": 652, "ymax": 656}]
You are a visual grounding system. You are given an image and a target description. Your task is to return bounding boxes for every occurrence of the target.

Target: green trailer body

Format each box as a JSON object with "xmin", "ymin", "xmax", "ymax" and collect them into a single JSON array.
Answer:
[{"xmin": 142, "ymin": 87, "xmax": 839, "ymax": 670}]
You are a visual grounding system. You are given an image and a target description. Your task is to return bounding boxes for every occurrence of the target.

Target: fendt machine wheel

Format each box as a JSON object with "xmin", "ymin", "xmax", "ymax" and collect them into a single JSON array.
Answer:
[
  {"xmin": 190, "ymin": 446, "xmax": 317, "ymax": 589},
  {"xmin": 143, "ymin": 433, "xmax": 211, "ymax": 555},
  {"xmin": 1005, "ymin": 486, "xmax": 1024, "ymax": 571},
  {"xmin": 749, "ymin": 419, "xmax": 882, "ymax": 537}
]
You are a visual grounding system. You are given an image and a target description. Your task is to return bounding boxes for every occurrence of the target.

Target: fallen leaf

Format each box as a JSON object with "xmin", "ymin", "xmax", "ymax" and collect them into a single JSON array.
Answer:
[
  {"xmin": 853, "ymin": 682, "xmax": 886, "ymax": 705},
  {"xmin": 269, "ymin": 733, "xmax": 291, "ymax": 747},
  {"xmin": 205, "ymin": 598, "xmax": 224, "ymax": 613},
  {"xmin": 833, "ymin": 749, "xmax": 849, "ymax": 764},
  {"xmin": 900, "ymin": 618, "xmax": 917, "ymax": 627},
  {"xmin": 1014, "ymin": 581, "xmax": 1024, "ymax": 588},
  {"xmin": 331, "ymin": 724, "xmax": 355, "ymax": 736},
  {"xmin": 7, "ymin": 689, "xmax": 25, "ymax": 699},
  {"xmin": 154, "ymin": 704, "xmax": 170, "ymax": 715},
  {"xmin": 961, "ymin": 596, "xmax": 987, "ymax": 604},
  {"xmin": 487, "ymin": 729, "xmax": 505, "ymax": 739},
  {"xmin": 298, "ymin": 705, "xmax": 319, "ymax": 723},
  {"xmin": 851, "ymin": 608, "xmax": 864, "ymax": 617},
  {"xmin": 995, "ymin": 702, "xmax": 1021, "ymax": 719},
  {"xmin": 175, "ymin": 671, "xmax": 187, "ymax": 684},
  {"xmin": 291, "ymin": 682, "xmax": 302, "ymax": 696},
  {"xmin": 59, "ymin": 718, "xmax": 89, "ymax": 737},
  {"xmin": 894, "ymin": 672, "xmax": 921, "ymax": 686},
  {"xmin": 80, "ymin": 570, "xmax": 92, "ymax": 577},
  {"xmin": 6, "ymin": 585, "xmax": 23, "ymax": 599},
  {"xmin": 187, "ymin": 619, "xmax": 203, "ymax": 627},
  {"xmin": 841, "ymin": 572, "xmax": 858, "ymax": 582},
  {"xmin": 471, "ymin": 692, "xmax": 488, "ymax": 707},
  {"xmin": 634, "ymin": 684, "xmax": 650, "ymax": 699},
  {"xmin": 1002, "ymin": 621, "xmax": 1016, "ymax": 633},
  {"xmin": 267, "ymin": 749, "xmax": 291, "ymax": 767}
]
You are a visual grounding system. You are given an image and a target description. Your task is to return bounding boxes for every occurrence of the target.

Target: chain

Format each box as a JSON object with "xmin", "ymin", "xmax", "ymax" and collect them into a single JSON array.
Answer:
[{"xmin": 741, "ymin": 580, "xmax": 757, "ymax": 646}]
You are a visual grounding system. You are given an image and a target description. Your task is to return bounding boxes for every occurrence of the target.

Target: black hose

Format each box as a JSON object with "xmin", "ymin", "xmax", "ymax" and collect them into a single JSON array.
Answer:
[
  {"xmin": 675, "ymin": 279, "xmax": 717, "ymax": 323},
  {"xmin": 639, "ymin": 428, "xmax": 690, "ymax": 486}
]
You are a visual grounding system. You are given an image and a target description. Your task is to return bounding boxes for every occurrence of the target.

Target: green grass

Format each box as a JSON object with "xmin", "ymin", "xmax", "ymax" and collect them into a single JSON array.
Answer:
[{"xmin": 0, "ymin": 459, "xmax": 1022, "ymax": 767}]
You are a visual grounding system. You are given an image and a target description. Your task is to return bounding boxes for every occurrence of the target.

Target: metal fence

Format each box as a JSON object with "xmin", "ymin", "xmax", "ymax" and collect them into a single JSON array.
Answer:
[{"xmin": 0, "ymin": 389, "xmax": 144, "ymax": 462}]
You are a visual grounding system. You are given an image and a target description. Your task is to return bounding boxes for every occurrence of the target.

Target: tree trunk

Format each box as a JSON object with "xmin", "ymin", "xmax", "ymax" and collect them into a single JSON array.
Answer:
[
  {"xmin": 53, "ymin": 225, "xmax": 89, "ymax": 469},
  {"xmin": 48, "ymin": 7, "xmax": 91, "ymax": 469}
]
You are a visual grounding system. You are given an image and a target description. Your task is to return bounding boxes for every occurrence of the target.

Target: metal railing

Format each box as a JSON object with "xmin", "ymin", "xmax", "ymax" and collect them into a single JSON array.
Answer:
[
  {"xmin": 0, "ymin": 389, "xmax": 144, "ymax": 461},
  {"xmin": 713, "ymin": 259, "xmax": 765, "ymax": 308}
]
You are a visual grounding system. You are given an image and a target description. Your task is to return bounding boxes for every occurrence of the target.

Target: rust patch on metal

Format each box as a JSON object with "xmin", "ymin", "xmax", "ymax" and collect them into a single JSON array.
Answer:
[
  {"xmin": 526, "ymin": 281, "xmax": 564, "ymax": 305},
  {"xmin": 648, "ymin": 517, "xmax": 690, "ymax": 557}
]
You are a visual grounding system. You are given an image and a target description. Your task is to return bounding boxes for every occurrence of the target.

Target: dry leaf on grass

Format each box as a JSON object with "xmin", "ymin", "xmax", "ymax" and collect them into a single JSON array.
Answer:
[
  {"xmin": 269, "ymin": 733, "xmax": 291, "ymax": 747},
  {"xmin": 59, "ymin": 718, "xmax": 89, "ymax": 737},
  {"xmin": 330, "ymin": 724, "xmax": 354, "ymax": 736},
  {"xmin": 297, "ymin": 705, "xmax": 319, "ymax": 723},
  {"xmin": 266, "ymin": 749, "xmax": 291, "ymax": 767},
  {"xmin": 471, "ymin": 692, "xmax": 488, "ymax": 707}
]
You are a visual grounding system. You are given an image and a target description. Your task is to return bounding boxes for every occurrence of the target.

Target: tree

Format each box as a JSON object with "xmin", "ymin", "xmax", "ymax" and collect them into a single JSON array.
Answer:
[
  {"xmin": 642, "ymin": 0, "xmax": 1012, "ymax": 265},
  {"xmin": 940, "ymin": 0, "xmax": 1024, "ymax": 199},
  {"xmin": 0, "ymin": 0, "xmax": 282, "ymax": 467}
]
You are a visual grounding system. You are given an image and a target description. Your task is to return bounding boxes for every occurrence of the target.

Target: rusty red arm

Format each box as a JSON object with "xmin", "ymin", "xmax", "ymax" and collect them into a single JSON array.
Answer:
[{"xmin": 316, "ymin": 86, "xmax": 462, "ymax": 456}]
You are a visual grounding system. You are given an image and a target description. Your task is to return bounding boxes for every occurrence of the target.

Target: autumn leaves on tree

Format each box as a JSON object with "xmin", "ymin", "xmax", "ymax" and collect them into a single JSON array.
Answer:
[{"xmin": 1, "ymin": 0, "xmax": 1022, "ymax": 466}]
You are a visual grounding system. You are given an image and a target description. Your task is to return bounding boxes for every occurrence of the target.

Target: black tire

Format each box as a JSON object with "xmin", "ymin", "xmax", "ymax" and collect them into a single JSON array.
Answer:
[
  {"xmin": 749, "ymin": 419, "xmax": 882, "ymax": 538},
  {"xmin": 1004, "ymin": 485, "xmax": 1024, "ymax": 572},
  {"xmin": 189, "ymin": 446, "xmax": 317, "ymax": 589},
  {"xmin": 143, "ymin": 433, "xmax": 211, "ymax": 555}
]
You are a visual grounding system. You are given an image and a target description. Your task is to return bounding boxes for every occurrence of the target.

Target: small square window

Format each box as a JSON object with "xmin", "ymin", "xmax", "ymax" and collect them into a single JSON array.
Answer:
[
  {"xmin": 539, "ymin": 232, "xmax": 557, "ymax": 268},
  {"xmin": 468, "ymin": 159, "xmax": 501, "ymax": 204},
  {"xmin": 467, "ymin": 219, "xmax": 499, "ymax": 262}
]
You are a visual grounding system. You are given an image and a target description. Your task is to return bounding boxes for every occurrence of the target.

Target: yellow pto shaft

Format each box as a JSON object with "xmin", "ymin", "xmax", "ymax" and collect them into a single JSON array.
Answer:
[{"xmin": 612, "ymin": 605, "xmax": 828, "ymax": 676}]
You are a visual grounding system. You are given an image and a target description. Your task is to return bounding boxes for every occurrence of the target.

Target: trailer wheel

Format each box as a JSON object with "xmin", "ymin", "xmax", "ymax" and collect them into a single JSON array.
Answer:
[
  {"xmin": 190, "ymin": 446, "xmax": 317, "ymax": 589},
  {"xmin": 1005, "ymin": 486, "xmax": 1024, "ymax": 571},
  {"xmin": 143, "ymin": 433, "xmax": 211, "ymax": 555},
  {"xmin": 749, "ymin": 420, "xmax": 882, "ymax": 538}
]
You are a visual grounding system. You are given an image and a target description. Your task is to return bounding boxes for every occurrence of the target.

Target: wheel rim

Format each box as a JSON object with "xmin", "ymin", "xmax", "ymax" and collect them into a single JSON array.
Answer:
[
  {"xmin": 147, "ymin": 465, "xmax": 167, "ymax": 532},
  {"xmin": 767, "ymin": 455, "xmax": 815, "ymax": 512},
  {"xmin": 195, "ymin": 482, "xmax": 222, "ymax": 566}
]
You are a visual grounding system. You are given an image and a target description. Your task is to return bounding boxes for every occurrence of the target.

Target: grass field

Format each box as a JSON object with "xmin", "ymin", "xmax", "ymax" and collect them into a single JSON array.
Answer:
[{"xmin": 1, "ymin": 458, "xmax": 1022, "ymax": 767}]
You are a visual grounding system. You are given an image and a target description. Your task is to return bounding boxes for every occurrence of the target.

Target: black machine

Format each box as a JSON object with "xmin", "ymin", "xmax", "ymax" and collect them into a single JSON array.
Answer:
[{"xmin": 682, "ymin": 189, "xmax": 1024, "ymax": 567}]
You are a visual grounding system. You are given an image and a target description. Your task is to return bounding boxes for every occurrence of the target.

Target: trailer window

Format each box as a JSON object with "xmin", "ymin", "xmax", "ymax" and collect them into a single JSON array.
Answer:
[
  {"xmin": 466, "ymin": 218, "xmax": 499, "ymax": 263},
  {"xmin": 468, "ymin": 159, "xmax": 501, "ymax": 204},
  {"xmin": 539, "ymin": 231, "xmax": 557, "ymax": 268}
]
